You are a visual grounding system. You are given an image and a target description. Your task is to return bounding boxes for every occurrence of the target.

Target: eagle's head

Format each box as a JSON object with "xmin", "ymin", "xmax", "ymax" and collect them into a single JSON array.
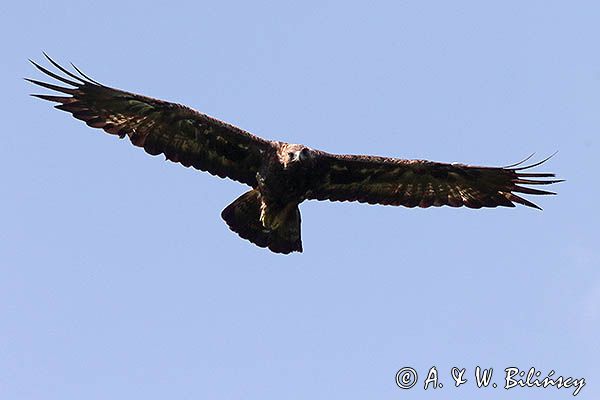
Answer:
[{"xmin": 280, "ymin": 143, "xmax": 315, "ymax": 169}]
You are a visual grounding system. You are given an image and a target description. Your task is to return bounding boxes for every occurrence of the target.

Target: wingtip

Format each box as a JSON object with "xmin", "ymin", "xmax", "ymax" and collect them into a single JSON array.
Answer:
[
  {"xmin": 28, "ymin": 58, "xmax": 43, "ymax": 69},
  {"xmin": 503, "ymin": 152, "xmax": 536, "ymax": 168},
  {"xmin": 70, "ymin": 61, "xmax": 102, "ymax": 85},
  {"xmin": 42, "ymin": 51, "xmax": 56, "ymax": 65},
  {"xmin": 513, "ymin": 151, "xmax": 559, "ymax": 171}
]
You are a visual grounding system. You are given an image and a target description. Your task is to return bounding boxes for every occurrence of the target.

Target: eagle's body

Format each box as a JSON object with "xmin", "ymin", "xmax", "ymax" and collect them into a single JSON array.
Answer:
[
  {"xmin": 28, "ymin": 55, "xmax": 563, "ymax": 254},
  {"xmin": 258, "ymin": 143, "xmax": 315, "ymax": 206}
]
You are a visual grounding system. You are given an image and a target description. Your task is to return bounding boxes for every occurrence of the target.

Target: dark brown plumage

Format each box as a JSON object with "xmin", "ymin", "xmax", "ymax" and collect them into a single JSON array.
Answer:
[{"xmin": 28, "ymin": 54, "xmax": 563, "ymax": 254}]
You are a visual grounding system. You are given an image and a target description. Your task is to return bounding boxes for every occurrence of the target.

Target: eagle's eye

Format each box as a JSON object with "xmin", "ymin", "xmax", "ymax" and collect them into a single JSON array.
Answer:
[{"xmin": 299, "ymin": 148, "xmax": 311, "ymax": 160}]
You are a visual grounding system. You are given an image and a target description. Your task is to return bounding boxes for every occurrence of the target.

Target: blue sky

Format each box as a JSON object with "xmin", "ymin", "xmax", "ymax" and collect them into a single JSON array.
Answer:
[{"xmin": 1, "ymin": 1, "xmax": 598, "ymax": 398}]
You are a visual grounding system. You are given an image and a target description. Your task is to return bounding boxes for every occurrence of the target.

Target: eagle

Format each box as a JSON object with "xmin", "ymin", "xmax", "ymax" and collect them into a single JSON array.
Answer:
[{"xmin": 27, "ymin": 54, "xmax": 562, "ymax": 254}]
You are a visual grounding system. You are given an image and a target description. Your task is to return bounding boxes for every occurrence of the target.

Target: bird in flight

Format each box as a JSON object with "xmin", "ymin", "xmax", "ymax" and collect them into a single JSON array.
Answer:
[{"xmin": 27, "ymin": 54, "xmax": 562, "ymax": 254}]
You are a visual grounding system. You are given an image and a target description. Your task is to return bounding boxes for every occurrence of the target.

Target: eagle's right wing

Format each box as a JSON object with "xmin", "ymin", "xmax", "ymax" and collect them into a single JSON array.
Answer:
[
  {"xmin": 307, "ymin": 151, "xmax": 562, "ymax": 209},
  {"xmin": 27, "ymin": 54, "xmax": 273, "ymax": 187}
]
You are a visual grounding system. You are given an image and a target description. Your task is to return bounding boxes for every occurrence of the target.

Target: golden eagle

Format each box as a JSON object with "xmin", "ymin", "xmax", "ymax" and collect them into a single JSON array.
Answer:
[{"xmin": 27, "ymin": 55, "xmax": 562, "ymax": 254}]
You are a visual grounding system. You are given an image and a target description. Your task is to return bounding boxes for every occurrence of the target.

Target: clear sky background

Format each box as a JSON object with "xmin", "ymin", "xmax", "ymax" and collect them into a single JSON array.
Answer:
[{"xmin": 1, "ymin": 1, "xmax": 598, "ymax": 399}]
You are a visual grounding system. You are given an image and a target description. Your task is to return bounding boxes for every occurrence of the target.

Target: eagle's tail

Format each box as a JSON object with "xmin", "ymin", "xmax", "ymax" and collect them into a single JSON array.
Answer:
[{"xmin": 221, "ymin": 189, "xmax": 302, "ymax": 254}]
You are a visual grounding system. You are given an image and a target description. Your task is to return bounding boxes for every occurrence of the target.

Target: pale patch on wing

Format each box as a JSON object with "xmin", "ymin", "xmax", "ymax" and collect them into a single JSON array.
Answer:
[{"xmin": 331, "ymin": 164, "xmax": 348, "ymax": 171}]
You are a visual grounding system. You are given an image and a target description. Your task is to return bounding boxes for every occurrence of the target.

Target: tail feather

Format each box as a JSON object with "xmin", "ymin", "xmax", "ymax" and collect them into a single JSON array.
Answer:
[{"xmin": 221, "ymin": 190, "xmax": 302, "ymax": 254}]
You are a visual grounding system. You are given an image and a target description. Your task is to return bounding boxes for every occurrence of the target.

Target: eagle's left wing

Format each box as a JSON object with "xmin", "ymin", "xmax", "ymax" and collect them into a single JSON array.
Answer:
[
  {"xmin": 307, "ymin": 151, "xmax": 562, "ymax": 209},
  {"xmin": 27, "ymin": 55, "xmax": 273, "ymax": 187}
]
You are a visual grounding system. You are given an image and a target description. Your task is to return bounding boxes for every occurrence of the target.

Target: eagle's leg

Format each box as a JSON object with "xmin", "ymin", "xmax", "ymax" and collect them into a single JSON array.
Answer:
[
  {"xmin": 221, "ymin": 189, "xmax": 303, "ymax": 254},
  {"xmin": 259, "ymin": 201, "xmax": 297, "ymax": 231}
]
